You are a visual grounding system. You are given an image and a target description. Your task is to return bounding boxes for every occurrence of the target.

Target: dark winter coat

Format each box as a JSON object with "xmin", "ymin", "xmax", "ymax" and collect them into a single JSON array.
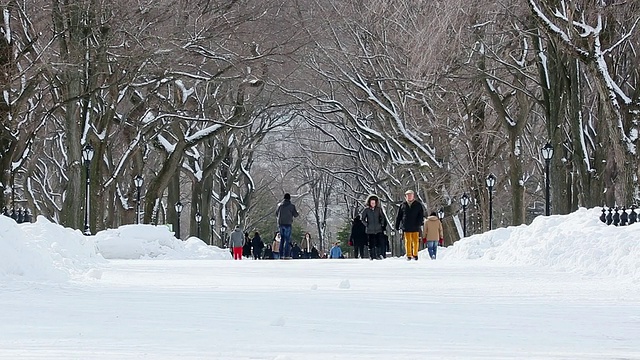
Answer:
[
  {"xmin": 264, "ymin": 246, "xmax": 273, "ymax": 259},
  {"xmin": 242, "ymin": 240, "xmax": 252, "ymax": 257},
  {"xmin": 276, "ymin": 199, "xmax": 299, "ymax": 225},
  {"xmin": 251, "ymin": 234, "xmax": 264, "ymax": 252},
  {"xmin": 291, "ymin": 244, "xmax": 301, "ymax": 259},
  {"xmin": 349, "ymin": 217, "xmax": 367, "ymax": 246},
  {"xmin": 395, "ymin": 200, "xmax": 425, "ymax": 232},
  {"xmin": 361, "ymin": 195, "xmax": 386, "ymax": 235}
]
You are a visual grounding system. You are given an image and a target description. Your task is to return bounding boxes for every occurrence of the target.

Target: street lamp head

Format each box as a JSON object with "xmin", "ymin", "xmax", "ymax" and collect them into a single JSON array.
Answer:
[
  {"xmin": 82, "ymin": 144, "xmax": 95, "ymax": 163},
  {"xmin": 221, "ymin": 225, "xmax": 227, "ymax": 232},
  {"xmin": 195, "ymin": 212, "xmax": 202, "ymax": 223},
  {"xmin": 486, "ymin": 173, "xmax": 496, "ymax": 189},
  {"xmin": 460, "ymin": 193, "xmax": 470, "ymax": 207},
  {"xmin": 209, "ymin": 217, "xmax": 215, "ymax": 226},
  {"xmin": 438, "ymin": 208, "xmax": 445, "ymax": 220},
  {"xmin": 174, "ymin": 201, "xmax": 183, "ymax": 214},
  {"xmin": 541, "ymin": 143, "xmax": 554, "ymax": 161},
  {"xmin": 134, "ymin": 175, "xmax": 144, "ymax": 188}
]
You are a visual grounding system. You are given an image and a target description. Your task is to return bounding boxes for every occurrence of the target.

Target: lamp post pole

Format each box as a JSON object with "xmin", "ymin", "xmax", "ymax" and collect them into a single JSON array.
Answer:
[
  {"xmin": 541, "ymin": 143, "xmax": 554, "ymax": 216},
  {"xmin": 134, "ymin": 175, "xmax": 143, "ymax": 224},
  {"xmin": 486, "ymin": 174, "xmax": 496, "ymax": 231},
  {"xmin": 82, "ymin": 144, "xmax": 95, "ymax": 235},
  {"xmin": 195, "ymin": 212, "xmax": 202, "ymax": 239},
  {"xmin": 174, "ymin": 202, "xmax": 183, "ymax": 239},
  {"xmin": 390, "ymin": 229, "xmax": 395, "ymax": 257},
  {"xmin": 460, "ymin": 193, "xmax": 470, "ymax": 238},
  {"xmin": 209, "ymin": 218, "xmax": 215, "ymax": 246}
]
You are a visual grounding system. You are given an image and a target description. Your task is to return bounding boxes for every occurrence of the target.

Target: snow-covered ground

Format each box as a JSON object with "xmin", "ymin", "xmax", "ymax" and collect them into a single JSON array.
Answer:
[{"xmin": 1, "ymin": 208, "xmax": 639, "ymax": 359}]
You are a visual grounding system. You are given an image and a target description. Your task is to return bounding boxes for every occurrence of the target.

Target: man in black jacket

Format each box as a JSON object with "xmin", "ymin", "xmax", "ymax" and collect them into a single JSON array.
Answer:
[
  {"xmin": 251, "ymin": 231, "xmax": 264, "ymax": 259},
  {"xmin": 276, "ymin": 193, "xmax": 299, "ymax": 259},
  {"xmin": 394, "ymin": 190, "xmax": 425, "ymax": 260},
  {"xmin": 349, "ymin": 215, "xmax": 367, "ymax": 259}
]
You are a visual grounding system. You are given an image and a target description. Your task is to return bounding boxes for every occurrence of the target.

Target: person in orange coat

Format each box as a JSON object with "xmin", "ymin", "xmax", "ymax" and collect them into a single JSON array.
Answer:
[{"xmin": 423, "ymin": 212, "xmax": 444, "ymax": 259}]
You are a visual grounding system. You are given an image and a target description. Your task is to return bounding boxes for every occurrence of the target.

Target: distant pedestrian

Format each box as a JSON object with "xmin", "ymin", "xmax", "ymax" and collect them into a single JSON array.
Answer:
[
  {"xmin": 349, "ymin": 215, "xmax": 367, "ymax": 259},
  {"xmin": 423, "ymin": 212, "xmax": 443, "ymax": 260},
  {"xmin": 361, "ymin": 195, "xmax": 387, "ymax": 260},
  {"xmin": 329, "ymin": 242, "xmax": 342, "ymax": 259},
  {"xmin": 276, "ymin": 193, "xmax": 299, "ymax": 259},
  {"xmin": 310, "ymin": 246, "xmax": 320, "ymax": 259},
  {"xmin": 229, "ymin": 226, "xmax": 244, "ymax": 260},
  {"xmin": 380, "ymin": 232, "xmax": 389, "ymax": 258},
  {"xmin": 395, "ymin": 190, "xmax": 425, "ymax": 261},
  {"xmin": 291, "ymin": 243, "xmax": 301, "ymax": 259},
  {"xmin": 251, "ymin": 231, "xmax": 264, "ymax": 259},
  {"xmin": 272, "ymin": 232, "xmax": 281, "ymax": 260},
  {"xmin": 242, "ymin": 232, "xmax": 252, "ymax": 258},
  {"xmin": 301, "ymin": 232, "xmax": 313, "ymax": 254},
  {"xmin": 264, "ymin": 244, "xmax": 274, "ymax": 259}
]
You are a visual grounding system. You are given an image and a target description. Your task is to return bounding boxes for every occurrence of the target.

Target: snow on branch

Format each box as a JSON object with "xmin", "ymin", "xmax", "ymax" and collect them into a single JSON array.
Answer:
[
  {"xmin": 528, "ymin": 0, "xmax": 590, "ymax": 58},
  {"xmin": 185, "ymin": 124, "xmax": 224, "ymax": 144}
]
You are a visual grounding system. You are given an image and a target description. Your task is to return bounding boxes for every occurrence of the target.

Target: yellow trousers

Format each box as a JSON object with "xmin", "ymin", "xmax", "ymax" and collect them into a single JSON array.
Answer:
[{"xmin": 404, "ymin": 232, "xmax": 420, "ymax": 258}]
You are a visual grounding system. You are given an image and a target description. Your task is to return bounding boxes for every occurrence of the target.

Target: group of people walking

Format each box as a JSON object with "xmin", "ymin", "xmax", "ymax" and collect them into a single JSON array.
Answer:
[
  {"xmin": 350, "ymin": 190, "xmax": 443, "ymax": 260},
  {"xmin": 229, "ymin": 228, "xmax": 323, "ymax": 260},
  {"xmin": 230, "ymin": 190, "xmax": 444, "ymax": 261}
]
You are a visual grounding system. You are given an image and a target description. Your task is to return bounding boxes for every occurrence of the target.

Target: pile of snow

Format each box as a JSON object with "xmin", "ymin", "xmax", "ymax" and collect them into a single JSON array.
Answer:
[
  {"xmin": 94, "ymin": 224, "xmax": 231, "ymax": 260},
  {"xmin": 0, "ymin": 216, "xmax": 104, "ymax": 281},
  {"xmin": 0, "ymin": 217, "xmax": 231, "ymax": 282},
  {"xmin": 439, "ymin": 207, "xmax": 640, "ymax": 281}
]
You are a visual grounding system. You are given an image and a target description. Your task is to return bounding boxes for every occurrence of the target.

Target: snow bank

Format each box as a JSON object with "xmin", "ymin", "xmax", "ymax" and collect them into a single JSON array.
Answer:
[
  {"xmin": 0, "ymin": 216, "xmax": 104, "ymax": 281},
  {"xmin": 0, "ymin": 217, "xmax": 230, "ymax": 283},
  {"xmin": 439, "ymin": 207, "xmax": 640, "ymax": 281},
  {"xmin": 94, "ymin": 225, "xmax": 231, "ymax": 260}
]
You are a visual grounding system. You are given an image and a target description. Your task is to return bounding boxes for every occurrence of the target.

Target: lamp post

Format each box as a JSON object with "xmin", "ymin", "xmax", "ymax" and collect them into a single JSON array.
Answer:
[
  {"xmin": 221, "ymin": 225, "xmax": 227, "ymax": 247},
  {"xmin": 82, "ymin": 144, "xmax": 94, "ymax": 235},
  {"xmin": 437, "ymin": 208, "xmax": 444, "ymax": 220},
  {"xmin": 390, "ymin": 229, "xmax": 395, "ymax": 256},
  {"xmin": 209, "ymin": 218, "xmax": 215, "ymax": 246},
  {"xmin": 134, "ymin": 175, "xmax": 144, "ymax": 224},
  {"xmin": 195, "ymin": 212, "xmax": 202, "ymax": 238},
  {"xmin": 174, "ymin": 201, "xmax": 183, "ymax": 239},
  {"xmin": 460, "ymin": 193, "xmax": 470, "ymax": 237},
  {"xmin": 486, "ymin": 173, "xmax": 496, "ymax": 230},
  {"xmin": 541, "ymin": 143, "xmax": 554, "ymax": 216}
]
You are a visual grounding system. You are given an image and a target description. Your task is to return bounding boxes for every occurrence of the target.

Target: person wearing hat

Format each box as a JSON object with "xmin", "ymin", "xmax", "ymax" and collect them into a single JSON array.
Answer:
[
  {"xmin": 361, "ymin": 194, "xmax": 387, "ymax": 260},
  {"xmin": 276, "ymin": 193, "xmax": 299, "ymax": 259},
  {"xmin": 423, "ymin": 212, "xmax": 444, "ymax": 259},
  {"xmin": 348, "ymin": 215, "xmax": 367, "ymax": 259},
  {"xmin": 394, "ymin": 190, "xmax": 425, "ymax": 260}
]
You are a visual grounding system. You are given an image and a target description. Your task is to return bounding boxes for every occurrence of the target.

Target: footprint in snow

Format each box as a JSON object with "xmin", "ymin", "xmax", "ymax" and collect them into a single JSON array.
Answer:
[
  {"xmin": 310, "ymin": 284, "xmax": 318, "ymax": 290},
  {"xmin": 339, "ymin": 279, "xmax": 350, "ymax": 289},
  {"xmin": 86, "ymin": 269, "xmax": 102, "ymax": 279},
  {"xmin": 270, "ymin": 316, "xmax": 286, "ymax": 327}
]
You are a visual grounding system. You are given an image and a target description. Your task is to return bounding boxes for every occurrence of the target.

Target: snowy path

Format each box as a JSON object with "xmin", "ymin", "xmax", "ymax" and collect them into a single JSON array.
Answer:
[{"xmin": 1, "ymin": 258, "xmax": 639, "ymax": 359}]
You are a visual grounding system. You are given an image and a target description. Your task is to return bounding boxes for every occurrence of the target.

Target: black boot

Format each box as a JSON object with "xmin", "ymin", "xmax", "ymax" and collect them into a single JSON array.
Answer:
[{"xmin": 369, "ymin": 247, "xmax": 377, "ymax": 260}]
